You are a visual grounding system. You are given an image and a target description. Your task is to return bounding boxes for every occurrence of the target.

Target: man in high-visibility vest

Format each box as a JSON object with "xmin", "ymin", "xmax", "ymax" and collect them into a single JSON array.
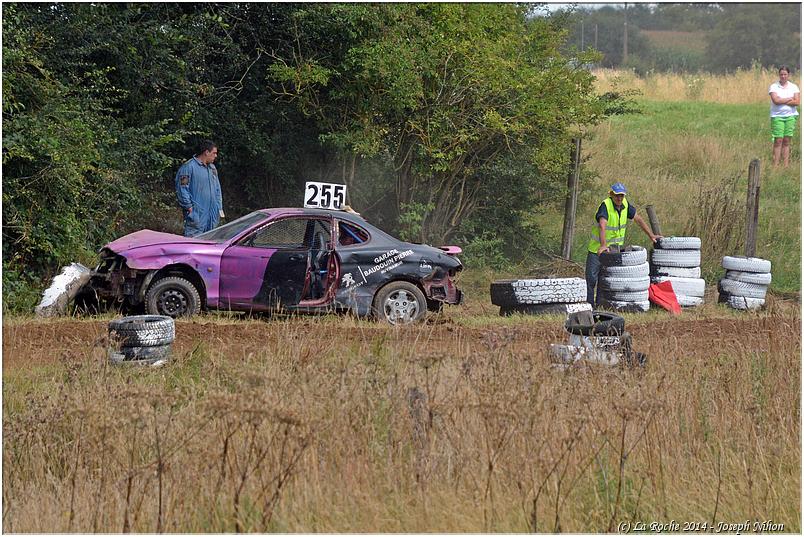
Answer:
[{"xmin": 586, "ymin": 182, "xmax": 661, "ymax": 306}]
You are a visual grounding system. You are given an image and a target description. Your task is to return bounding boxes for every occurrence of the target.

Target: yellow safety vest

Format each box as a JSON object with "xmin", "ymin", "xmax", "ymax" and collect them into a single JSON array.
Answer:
[{"xmin": 588, "ymin": 197, "xmax": 629, "ymax": 253}]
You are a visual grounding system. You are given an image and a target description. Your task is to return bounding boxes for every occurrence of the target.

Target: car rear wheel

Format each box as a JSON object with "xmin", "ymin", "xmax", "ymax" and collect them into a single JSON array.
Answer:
[
  {"xmin": 373, "ymin": 281, "xmax": 427, "ymax": 325},
  {"xmin": 145, "ymin": 276, "xmax": 201, "ymax": 318}
]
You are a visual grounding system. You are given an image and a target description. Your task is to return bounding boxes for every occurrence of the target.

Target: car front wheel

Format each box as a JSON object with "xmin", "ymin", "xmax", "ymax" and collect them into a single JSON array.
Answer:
[
  {"xmin": 373, "ymin": 281, "xmax": 427, "ymax": 325},
  {"xmin": 144, "ymin": 276, "xmax": 201, "ymax": 318}
]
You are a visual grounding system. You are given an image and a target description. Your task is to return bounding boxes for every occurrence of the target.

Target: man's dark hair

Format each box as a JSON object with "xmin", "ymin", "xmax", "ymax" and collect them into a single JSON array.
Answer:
[
  {"xmin": 197, "ymin": 140, "xmax": 217, "ymax": 155},
  {"xmin": 779, "ymin": 66, "xmax": 791, "ymax": 74}
]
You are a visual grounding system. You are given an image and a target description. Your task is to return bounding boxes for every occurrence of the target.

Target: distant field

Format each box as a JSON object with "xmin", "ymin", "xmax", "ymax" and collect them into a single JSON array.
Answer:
[{"xmin": 642, "ymin": 30, "xmax": 707, "ymax": 52}]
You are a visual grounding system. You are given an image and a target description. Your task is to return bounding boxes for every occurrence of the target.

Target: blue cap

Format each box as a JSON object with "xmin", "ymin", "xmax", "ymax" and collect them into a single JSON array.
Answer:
[{"xmin": 610, "ymin": 182, "xmax": 627, "ymax": 194}]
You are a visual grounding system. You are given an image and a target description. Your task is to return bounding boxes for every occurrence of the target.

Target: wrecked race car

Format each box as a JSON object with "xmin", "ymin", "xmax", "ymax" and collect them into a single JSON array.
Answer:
[{"xmin": 76, "ymin": 208, "xmax": 463, "ymax": 324}]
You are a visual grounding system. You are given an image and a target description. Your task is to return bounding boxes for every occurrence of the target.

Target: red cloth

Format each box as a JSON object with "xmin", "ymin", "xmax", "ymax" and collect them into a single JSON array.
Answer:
[{"xmin": 649, "ymin": 281, "xmax": 681, "ymax": 315}]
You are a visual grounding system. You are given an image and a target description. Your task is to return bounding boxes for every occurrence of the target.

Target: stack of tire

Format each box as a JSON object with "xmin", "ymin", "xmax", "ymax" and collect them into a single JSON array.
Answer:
[
  {"xmin": 491, "ymin": 278, "xmax": 591, "ymax": 316},
  {"xmin": 649, "ymin": 237, "xmax": 705, "ymax": 307},
  {"xmin": 108, "ymin": 315, "xmax": 175, "ymax": 366},
  {"xmin": 718, "ymin": 256, "xmax": 771, "ymax": 311},
  {"xmin": 597, "ymin": 246, "xmax": 650, "ymax": 312}
]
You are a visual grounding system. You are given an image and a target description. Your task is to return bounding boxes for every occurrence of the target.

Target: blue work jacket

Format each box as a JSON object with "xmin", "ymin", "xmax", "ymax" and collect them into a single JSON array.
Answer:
[{"xmin": 175, "ymin": 157, "xmax": 223, "ymax": 236}]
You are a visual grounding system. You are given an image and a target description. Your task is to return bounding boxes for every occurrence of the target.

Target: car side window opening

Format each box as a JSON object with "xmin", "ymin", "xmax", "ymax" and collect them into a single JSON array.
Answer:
[
  {"xmin": 247, "ymin": 218, "xmax": 310, "ymax": 249},
  {"xmin": 338, "ymin": 221, "xmax": 369, "ymax": 246}
]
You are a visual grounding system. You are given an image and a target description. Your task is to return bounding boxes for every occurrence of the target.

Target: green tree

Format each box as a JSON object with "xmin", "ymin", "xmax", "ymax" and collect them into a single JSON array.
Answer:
[
  {"xmin": 269, "ymin": 4, "xmax": 605, "ymax": 242},
  {"xmin": 705, "ymin": 4, "xmax": 801, "ymax": 71}
]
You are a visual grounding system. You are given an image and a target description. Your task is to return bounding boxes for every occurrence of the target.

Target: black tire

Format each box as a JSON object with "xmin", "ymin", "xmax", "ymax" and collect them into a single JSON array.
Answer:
[
  {"xmin": 73, "ymin": 286, "xmax": 102, "ymax": 315},
  {"xmin": 109, "ymin": 344, "xmax": 172, "ymax": 365},
  {"xmin": 564, "ymin": 310, "xmax": 626, "ymax": 336},
  {"xmin": 109, "ymin": 315, "xmax": 175, "ymax": 347},
  {"xmin": 599, "ymin": 246, "xmax": 647, "ymax": 267},
  {"xmin": 373, "ymin": 281, "xmax": 427, "ymax": 325},
  {"xmin": 499, "ymin": 302, "xmax": 592, "ymax": 317},
  {"xmin": 144, "ymin": 276, "xmax": 201, "ymax": 318}
]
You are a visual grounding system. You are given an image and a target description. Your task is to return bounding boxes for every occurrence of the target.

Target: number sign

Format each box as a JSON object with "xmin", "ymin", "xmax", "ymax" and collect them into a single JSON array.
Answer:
[{"xmin": 304, "ymin": 182, "xmax": 347, "ymax": 210}]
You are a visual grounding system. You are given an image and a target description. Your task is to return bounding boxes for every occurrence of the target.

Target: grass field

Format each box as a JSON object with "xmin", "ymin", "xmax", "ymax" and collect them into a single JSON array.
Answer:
[
  {"xmin": 3, "ymin": 69, "xmax": 801, "ymax": 532},
  {"xmin": 537, "ymin": 68, "xmax": 801, "ymax": 294}
]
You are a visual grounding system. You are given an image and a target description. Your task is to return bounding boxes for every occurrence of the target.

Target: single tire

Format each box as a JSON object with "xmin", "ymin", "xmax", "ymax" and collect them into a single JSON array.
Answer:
[
  {"xmin": 725, "ymin": 270, "xmax": 772, "ymax": 286},
  {"xmin": 144, "ymin": 277, "xmax": 201, "ymax": 318},
  {"xmin": 109, "ymin": 315, "xmax": 175, "ymax": 347},
  {"xmin": 649, "ymin": 276, "xmax": 706, "ymax": 298},
  {"xmin": 655, "ymin": 236, "xmax": 701, "ymax": 250},
  {"xmin": 565, "ymin": 310, "xmax": 626, "ymax": 336},
  {"xmin": 650, "ymin": 249, "xmax": 701, "ymax": 268},
  {"xmin": 651, "ymin": 265, "xmax": 701, "ymax": 278},
  {"xmin": 597, "ymin": 299, "xmax": 651, "ymax": 313},
  {"xmin": 719, "ymin": 293, "xmax": 765, "ymax": 311},
  {"xmin": 109, "ymin": 344, "xmax": 171, "ymax": 365},
  {"xmin": 718, "ymin": 278, "xmax": 767, "ymax": 299},
  {"xmin": 599, "ymin": 276, "xmax": 650, "ymax": 292},
  {"xmin": 499, "ymin": 302, "xmax": 592, "ymax": 317},
  {"xmin": 490, "ymin": 278, "xmax": 586, "ymax": 306},
  {"xmin": 373, "ymin": 281, "xmax": 427, "ymax": 325},
  {"xmin": 601, "ymin": 262, "xmax": 649, "ymax": 278},
  {"xmin": 721, "ymin": 256, "xmax": 771, "ymax": 273},
  {"xmin": 676, "ymin": 294, "xmax": 704, "ymax": 307},
  {"xmin": 599, "ymin": 289, "xmax": 649, "ymax": 303},
  {"xmin": 599, "ymin": 246, "xmax": 647, "ymax": 267}
]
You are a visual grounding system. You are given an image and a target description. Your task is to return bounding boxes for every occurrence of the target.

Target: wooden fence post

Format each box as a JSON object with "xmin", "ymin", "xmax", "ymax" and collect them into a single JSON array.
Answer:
[
  {"xmin": 645, "ymin": 205, "xmax": 662, "ymax": 236},
  {"xmin": 745, "ymin": 159, "xmax": 761, "ymax": 257},
  {"xmin": 561, "ymin": 138, "xmax": 582, "ymax": 260}
]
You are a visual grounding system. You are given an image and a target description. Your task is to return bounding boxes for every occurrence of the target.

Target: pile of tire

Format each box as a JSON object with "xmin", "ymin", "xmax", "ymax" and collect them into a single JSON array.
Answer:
[
  {"xmin": 108, "ymin": 315, "xmax": 175, "ymax": 366},
  {"xmin": 490, "ymin": 278, "xmax": 592, "ymax": 316},
  {"xmin": 597, "ymin": 246, "xmax": 650, "ymax": 312},
  {"xmin": 718, "ymin": 256, "xmax": 771, "ymax": 311},
  {"xmin": 649, "ymin": 236, "xmax": 705, "ymax": 307}
]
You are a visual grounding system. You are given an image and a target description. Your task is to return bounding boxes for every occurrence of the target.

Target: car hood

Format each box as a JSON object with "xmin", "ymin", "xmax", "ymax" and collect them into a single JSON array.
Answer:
[{"xmin": 105, "ymin": 230, "xmax": 218, "ymax": 253}]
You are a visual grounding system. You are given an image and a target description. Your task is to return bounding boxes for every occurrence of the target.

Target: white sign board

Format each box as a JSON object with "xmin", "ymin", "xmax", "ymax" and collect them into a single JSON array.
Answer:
[{"xmin": 304, "ymin": 181, "xmax": 347, "ymax": 210}]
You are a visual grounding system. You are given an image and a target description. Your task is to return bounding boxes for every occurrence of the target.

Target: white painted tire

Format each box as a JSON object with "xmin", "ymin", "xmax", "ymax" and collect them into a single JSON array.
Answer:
[
  {"xmin": 490, "ymin": 278, "xmax": 586, "ymax": 306},
  {"xmin": 721, "ymin": 256, "xmax": 771, "ymax": 273},
  {"xmin": 651, "ymin": 265, "xmax": 701, "ymax": 278},
  {"xmin": 602, "ymin": 262, "xmax": 649, "ymax": 278},
  {"xmin": 650, "ymin": 276, "xmax": 706, "ymax": 298},
  {"xmin": 723, "ymin": 295, "xmax": 765, "ymax": 311},
  {"xmin": 598, "ymin": 299, "xmax": 651, "ymax": 312},
  {"xmin": 600, "ymin": 246, "xmax": 648, "ymax": 267},
  {"xmin": 599, "ymin": 276, "xmax": 650, "ymax": 292},
  {"xmin": 676, "ymin": 295, "xmax": 704, "ymax": 307},
  {"xmin": 655, "ymin": 236, "xmax": 701, "ymax": 250},
  {"xmin": 599, "ymin": 289, "xmax": 649, "ymax": 302},
  {"xmin": 650, "ymin": 249, "xmax": 701, "ymax": 268},
  {"xmin": 725, "ymin": 270, "xmax": 772, "ymax": 286},
  {"xmin": 718, "ymin": 278, "xmax": 767, "ymax": 299}
]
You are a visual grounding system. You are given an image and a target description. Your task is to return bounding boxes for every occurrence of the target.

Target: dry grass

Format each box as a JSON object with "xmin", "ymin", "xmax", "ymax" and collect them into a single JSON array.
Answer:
[
  {"xmin": 3, "ymin": 307, "xmax": 800, "ymax": 532},
  {"xmin": 594, "ymin": 67, "xmax": 779, "ymax": 104}
]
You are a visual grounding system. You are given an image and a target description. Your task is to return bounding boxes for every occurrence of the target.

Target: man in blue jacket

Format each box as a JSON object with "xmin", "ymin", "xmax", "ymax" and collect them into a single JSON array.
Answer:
[{"xmin": 175, "ymin": 140, "xmax": 224, "ymax": 237}]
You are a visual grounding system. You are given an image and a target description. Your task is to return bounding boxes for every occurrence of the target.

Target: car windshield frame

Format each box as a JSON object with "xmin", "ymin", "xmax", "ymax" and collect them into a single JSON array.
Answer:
[{"xmin": 195, "ymin": 211, "xmax": 269, "ymax": 242}]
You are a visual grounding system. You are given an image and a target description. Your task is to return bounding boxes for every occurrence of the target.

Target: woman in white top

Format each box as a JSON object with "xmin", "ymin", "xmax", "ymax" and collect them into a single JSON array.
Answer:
[{"xmin": 769, "ymin": 66, "xmax": 800, "ymax": 167}]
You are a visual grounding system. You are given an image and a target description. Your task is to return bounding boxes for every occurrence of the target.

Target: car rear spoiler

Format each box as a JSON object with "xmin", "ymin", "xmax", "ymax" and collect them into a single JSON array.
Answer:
[{"xmin": 438, "ymin": 246, "xmax": 462, "ymax": 256}]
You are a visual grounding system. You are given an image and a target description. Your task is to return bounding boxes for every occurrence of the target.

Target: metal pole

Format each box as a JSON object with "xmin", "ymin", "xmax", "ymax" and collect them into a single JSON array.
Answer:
[
  {"xmin": 561, "ymin": 139, "xmax": 582, "ymax": 259},
  {"xmin": 745, "ymin": 159, "xmax": 761, "ymax": 257}
]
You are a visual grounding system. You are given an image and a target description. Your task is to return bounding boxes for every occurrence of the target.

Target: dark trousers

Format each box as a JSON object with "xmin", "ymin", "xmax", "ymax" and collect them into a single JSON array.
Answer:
[{"xmin": 585, "ymin": 251, "xmax": 601, "ymax": 306}]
